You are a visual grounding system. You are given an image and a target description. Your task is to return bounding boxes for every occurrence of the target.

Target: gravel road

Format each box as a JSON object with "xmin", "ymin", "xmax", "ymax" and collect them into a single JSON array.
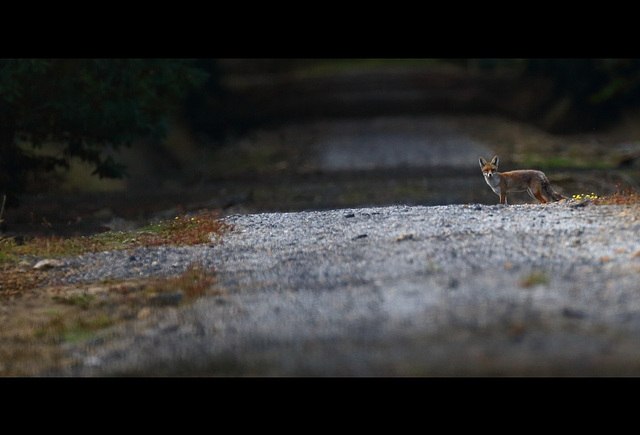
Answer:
[{"xmin": 50, "ymin": 201, "xmax": 640, "ymax": 376}]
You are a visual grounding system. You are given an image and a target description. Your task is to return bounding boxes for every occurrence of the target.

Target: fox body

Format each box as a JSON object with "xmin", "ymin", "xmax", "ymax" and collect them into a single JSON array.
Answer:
[{"xmin": 479, "ymin": 156, "xmax": 565, "ymax": 205}]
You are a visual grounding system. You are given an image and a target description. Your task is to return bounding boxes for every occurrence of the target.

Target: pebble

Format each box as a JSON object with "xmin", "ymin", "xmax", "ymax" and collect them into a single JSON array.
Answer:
[{"xmin": 33, "ymin": 259, "xmax": 64, "ymax": 270}]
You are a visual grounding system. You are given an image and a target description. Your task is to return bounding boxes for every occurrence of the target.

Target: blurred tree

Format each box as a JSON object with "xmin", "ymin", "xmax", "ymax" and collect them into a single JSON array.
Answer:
[
  {"xmin": 0, "ymin": 59, "xmax": 207, "ymax": 205},
  {"xmin": 523, "ymin": 58, "xmax": 616, "ymax": 132},
  {"xmin": 183, "ymin": 59, "xmax": 257, "ymax": 143},
  {"xmin": 453, "ymin": 59, "xmax": 640, "ymax": 133},
  {"xmin": 519, "ymin": 59, "xmax": 640, "ymax": 132}
]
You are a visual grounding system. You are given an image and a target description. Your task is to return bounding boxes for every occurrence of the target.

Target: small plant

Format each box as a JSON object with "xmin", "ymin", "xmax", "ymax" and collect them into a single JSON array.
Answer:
[
  {"xmin": 571, "ymin": 185, "xmax": 640, "ymax": 205},
  {"xmin": 143, "ymin": 211, "xmax": 230, "ymax": 246},
  {"xmin": 0, "ymin": 237, "xmax": 19, "ymax": 263},
  {"xmin": 52, "ymin": 293, "xmax": 95, "ymax": 309},
  {"xmin": 519, "ymin": 269, "xmax": 549, "ymax": 287},
  {"xmin": 34, "ymin": 312, "xmax": 114, "ymax": 343},
  {"xmin": 593, "ymin": 184, "xmax": 640, "ymax": 205},
  {"xmin": 572, "ymin": 192, "xmax": 599, "ymax": 201}
]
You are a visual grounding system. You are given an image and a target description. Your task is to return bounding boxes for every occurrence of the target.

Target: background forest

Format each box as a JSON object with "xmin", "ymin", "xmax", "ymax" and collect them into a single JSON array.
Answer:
[{"xmin": 2, "ymin": 58, "xmax": 640, "ymax": 234}]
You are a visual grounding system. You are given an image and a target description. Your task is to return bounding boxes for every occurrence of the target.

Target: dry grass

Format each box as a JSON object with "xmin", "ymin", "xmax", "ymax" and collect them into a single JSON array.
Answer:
[
  {"xmin": 0, "ymin": 210, "xmax": 231, "ymax": 375},
  {"xmin": 0, "ymin": 209, "xmax": 231, "ymax": 264},
  {"xmin": 0, "ymin": 263, "xmax": 222, "ymax": 376},
  {"xmin": 593, "ymin": 185, "xmax": 640, "ymax": 205},
  {"xmin": 570, "ymin": 185, "xmax": 640, "ymax": 206},
  {"xmin": 1, "ymin": 209, "xmax": 231, "ymax": 299}
]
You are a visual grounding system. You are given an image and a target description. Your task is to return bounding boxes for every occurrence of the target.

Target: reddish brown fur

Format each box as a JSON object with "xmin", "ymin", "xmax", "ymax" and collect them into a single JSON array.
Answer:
[{"xmin": 479, "ymin": 156, "xmax": 565, "ymax": 205}]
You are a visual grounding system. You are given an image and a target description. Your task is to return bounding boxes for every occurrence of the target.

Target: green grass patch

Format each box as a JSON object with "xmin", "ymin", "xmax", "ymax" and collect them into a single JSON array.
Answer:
[
  {"xmin": 34, "ymin": 312, "xmax": 115, "ymax": 343},
  {"xmin": 52, "ymin": 293, "xmax": 95, "ymax": 309}
]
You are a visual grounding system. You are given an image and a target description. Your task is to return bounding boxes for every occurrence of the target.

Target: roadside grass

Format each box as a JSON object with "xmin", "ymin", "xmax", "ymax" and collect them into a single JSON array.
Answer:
[
  {"xmin": 1, "ymin": 263, "xmax": 222, "ymax": 376},
  {"xmin": 0, "ymin": 210, "xmax": 231, "ymax": 375},
  {"xmin": 571, "ymin": 184, "xmax": 640, "ymax": 205},
  {"xmin": 1, "ymin": 209, "xmax": 231, "ymax": 297},
  {"xmin": 0, "ymin": 209, "xmax": 231, "ymax": 264},
  {"xmin": 593, "ymin": 185, "xmax": 640, "ymax": 205}
]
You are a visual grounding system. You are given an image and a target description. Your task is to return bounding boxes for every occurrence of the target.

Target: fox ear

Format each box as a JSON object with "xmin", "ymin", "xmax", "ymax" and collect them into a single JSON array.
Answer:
[
  {"xmin": 479, "ymin": 157, "xmax": 487, "ymax": 167},
  {"xmin": 491, "ymin": 156, "xmax": 499, "ymax": 165}
]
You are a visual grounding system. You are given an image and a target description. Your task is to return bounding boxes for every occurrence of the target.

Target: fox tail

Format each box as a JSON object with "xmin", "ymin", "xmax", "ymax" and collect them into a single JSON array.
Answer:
[{"xmin": 542, "ymin": 178, "xmax": 566, "ymax": 202}]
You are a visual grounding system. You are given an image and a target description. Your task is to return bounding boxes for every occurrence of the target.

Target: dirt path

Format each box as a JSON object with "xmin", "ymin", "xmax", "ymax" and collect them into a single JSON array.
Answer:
[{"xmin": 40, "ymin": 202, "xmax": 640, "ymax": 376}]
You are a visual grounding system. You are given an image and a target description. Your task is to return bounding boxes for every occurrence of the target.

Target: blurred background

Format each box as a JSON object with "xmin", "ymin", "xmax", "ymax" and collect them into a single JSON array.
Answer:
[{"xmin": 3, "ymin": 58, "xmax": 640, "ymax": 236}]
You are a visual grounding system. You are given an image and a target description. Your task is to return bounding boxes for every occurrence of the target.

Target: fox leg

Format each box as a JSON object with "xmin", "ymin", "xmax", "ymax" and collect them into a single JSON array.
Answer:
[
  {"xmin": 500, "ymin": 192, "xmax": 507, "ymax": 204},
  {"xmin": 530, "ymin": 187, "xmax": 548, "ymax": 204}
]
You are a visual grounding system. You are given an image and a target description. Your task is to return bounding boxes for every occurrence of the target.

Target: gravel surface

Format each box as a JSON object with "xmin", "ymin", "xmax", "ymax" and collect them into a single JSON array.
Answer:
[{"xmin": 50, "ymin": 201, "xmax": 640, "ymax": 376}]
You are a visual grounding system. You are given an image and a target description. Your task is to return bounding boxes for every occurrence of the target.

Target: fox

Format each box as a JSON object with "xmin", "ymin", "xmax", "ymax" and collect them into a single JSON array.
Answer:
[{"xmin": 479, "ymin": 155, "xmax": 566, "ymax": 205}]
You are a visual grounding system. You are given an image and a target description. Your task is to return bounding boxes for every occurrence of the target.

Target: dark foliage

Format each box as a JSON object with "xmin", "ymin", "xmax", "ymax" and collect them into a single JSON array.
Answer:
[
  {"xmin": 0, "ymin": 59, "xmax": 207, "ymax": 205},
  {"xmin": 450, "ymin": 59, "xmax": 640, "ymax": 133},
  {"xmin": 183, "ymin": 59, "xmax": 258, "ymax": 143}
]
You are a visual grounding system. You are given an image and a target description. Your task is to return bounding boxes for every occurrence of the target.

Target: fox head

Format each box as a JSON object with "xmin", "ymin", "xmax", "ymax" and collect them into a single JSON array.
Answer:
[{"xmin": 479, "ymin": 156, "xmax": 499, "ymax": 179}]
